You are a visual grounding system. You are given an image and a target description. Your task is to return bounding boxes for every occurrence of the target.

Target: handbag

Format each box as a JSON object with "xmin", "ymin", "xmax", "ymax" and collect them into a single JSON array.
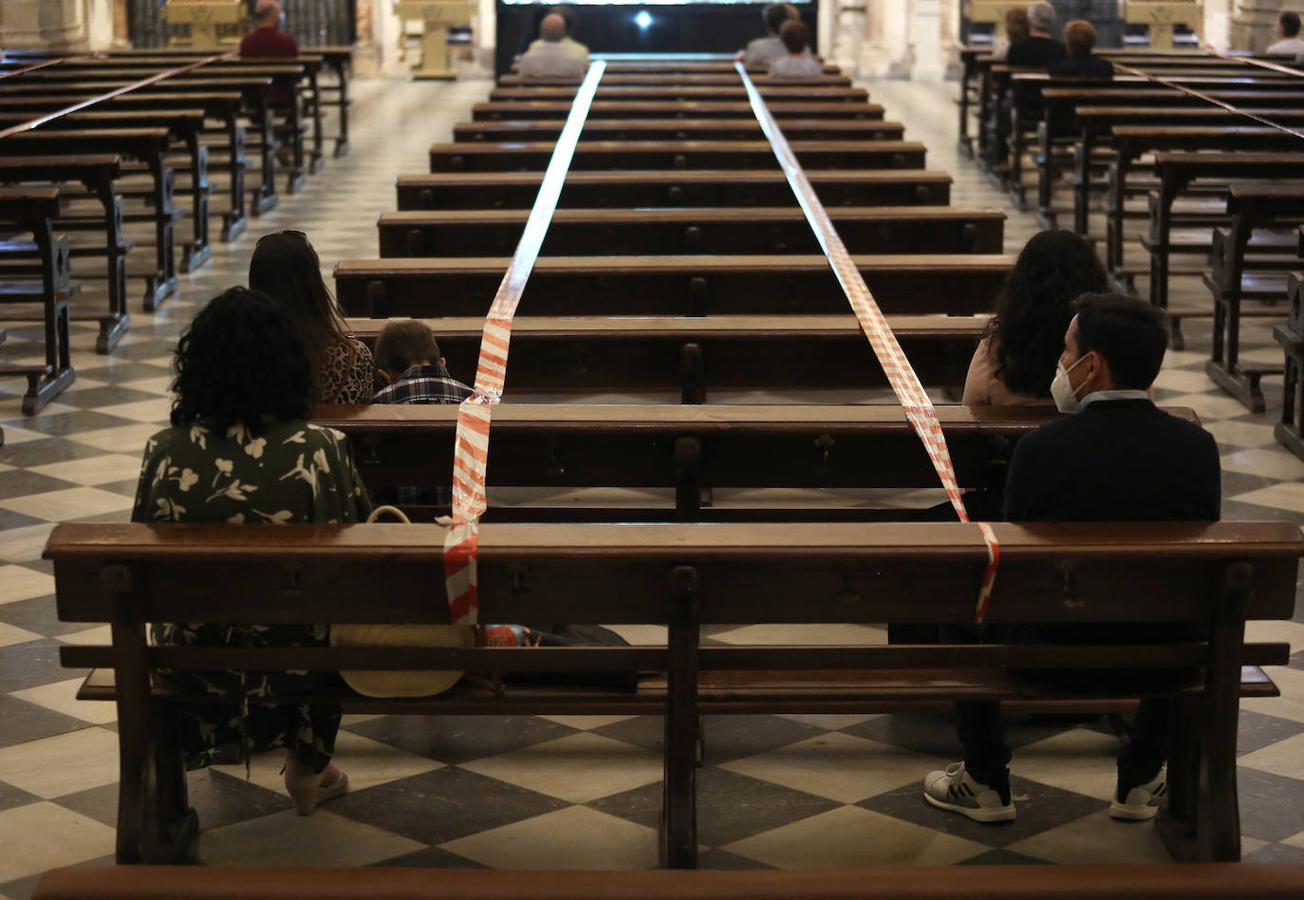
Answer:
[{"xmin": 331, "ymin": 505, "xmax": 475, "ymax": 697}]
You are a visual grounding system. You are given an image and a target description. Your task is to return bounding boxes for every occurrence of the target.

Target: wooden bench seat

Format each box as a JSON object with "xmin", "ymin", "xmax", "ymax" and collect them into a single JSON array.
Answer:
[
  {"xmin": 334, "ymin": 254, "xmax": 1014, "ymax": 318},
  {"xmin": 455, "ymin": 118, "xmax": 905, "ymax": 142},
  {"xmin": 489, "ymin": 85, "xmax": 871, "ymax": 103},
  {"xmin": 396, "ymin": 170, "xmax": 953, "ymax": 210},
  {"xmin": 376, "ymin": 207, "xmax": 1004, "ymax": 256},
  {"xmin": 348, "ymin": 313, "xmax": 987, "ymax": 401},
  {"xmin": 28, "ymin": 862, "xmax": 1304, "ymax": 899},
  {"xmin": 497, "ymin": 73, "xmax": 855, "ymax": 87},
  {"xmin": 428, "ymin": 140, "xmax": 927, "ymax": 172},
  {"xmin": 473, "ymin": 100, "xmax": 887, "ymax": 121},
  {"xmin": 44, "ymin": 520, "xmax": 1304, "ymax": 865}
]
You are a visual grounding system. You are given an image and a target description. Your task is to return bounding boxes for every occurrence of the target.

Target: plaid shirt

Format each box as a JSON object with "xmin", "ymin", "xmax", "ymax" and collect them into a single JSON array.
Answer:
[
  {"xmin": 374, "ymin": 364, "xmax": 473, "ymax": 406},
  {"xmin": 374, "ymin": 365, "xmax": 473, "ymax": 509}
]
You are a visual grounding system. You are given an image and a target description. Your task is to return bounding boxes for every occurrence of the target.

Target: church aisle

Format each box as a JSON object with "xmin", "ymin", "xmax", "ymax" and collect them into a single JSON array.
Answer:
[{"xmin": 0, "ymin": 76, "xmax": 1301, "ymax": 897}]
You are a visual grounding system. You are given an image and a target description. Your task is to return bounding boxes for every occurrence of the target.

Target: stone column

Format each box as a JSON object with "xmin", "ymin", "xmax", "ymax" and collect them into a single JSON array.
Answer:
[
  {"xmin": 1230, "ymin": 0, "xmax": 1285, "ymax": 49},
  {"xmin": 0, "ymin": 0, "xmax": 93, "ymax": 51},
  {"xmin": 911, "ymin": 0, "xmax": 946, "ymax": 81},
  {"xmin": 861, "ymin": 0, "xmax": 915, "ymax": 76}
]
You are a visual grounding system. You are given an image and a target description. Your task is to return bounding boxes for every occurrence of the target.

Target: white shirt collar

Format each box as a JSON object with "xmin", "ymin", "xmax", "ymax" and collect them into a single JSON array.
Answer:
[{"xmin": 1079, "ymin": 389, "xmax": 1150, "ymax": 409}]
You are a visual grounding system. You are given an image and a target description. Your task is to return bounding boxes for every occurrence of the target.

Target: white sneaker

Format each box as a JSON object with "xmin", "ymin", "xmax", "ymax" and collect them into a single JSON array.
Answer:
[
  {"xmin": 923, "ymin": 762, "xmax": 1016, "ymax": 823},
  {"xmin": 1110, "ymin": 769, "xmax": 1166, "ymax": 821}
]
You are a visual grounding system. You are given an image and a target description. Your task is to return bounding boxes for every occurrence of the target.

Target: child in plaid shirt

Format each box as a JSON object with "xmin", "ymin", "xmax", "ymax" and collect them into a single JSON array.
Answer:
[
  {"xmin": 374, "ymin": 320, "xmax": 474, "ymax": 405},
  {"xmin": 373, "ymin": 320, "xmax": 473, "ymax": 509}
]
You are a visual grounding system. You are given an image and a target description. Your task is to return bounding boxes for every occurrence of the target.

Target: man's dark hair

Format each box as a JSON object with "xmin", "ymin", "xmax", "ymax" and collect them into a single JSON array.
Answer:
[
  {"xmin": 1281, "ymin": 11, "xmax": 1301, "ymax": 37},
  {"xmin": 764, "ymin": 3, "xmax": 795, "ymax": 34},
  {"xmin": 989, "ymin": 229, "xmax": 1107, "ymax": 397},
  {"xmin": 171, "ymin": 287, "xmax": 311, "ymax": 431},
  {"xmin": 1071, "ymin": 293, "xmax": 1169, "ymax": 390},
  {"xmin": 376, "ymin": 319, "xmax": 441, "ymax": 375},
  {"xmin": 1064, "ymin": 19, "xmax": 1096, "ymax": 57},
  {"xmin": 779, "ymin": 19, "xmax": 810, "ymax": 54}
]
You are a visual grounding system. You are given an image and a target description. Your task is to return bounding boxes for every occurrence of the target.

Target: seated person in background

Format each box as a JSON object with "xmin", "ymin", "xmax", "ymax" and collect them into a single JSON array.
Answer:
[
  {"xmin": 991, "ymin": 8, "xmax": 1030, "ymax": 61},
  {"xmin": 1266, "ymin": 11, "xmax": 1304, "ymax": 55},
  {"xmin": 740, "ymin": 3, "xmax": 799, "ymax": 67},
  {"xmin": 964, "ymin": 229, "xmax": 1107, "ymax": 407},
  {"xmin": 1006, "ymin": 2, "xmax": 1065, "ymax": 69},
  {"xmin": 240, "ymin": 0, "xmax": 299, "ymax": 58},
  {"xmin": 133, "ymin": 286, "xmax": 372, "ymax": 814},
  {"xmin": 519, "ymin": 13, "xmax": 587, "ymax": 80},
  {"xmin": 925, "ymin": 293, "xmax": 1220, "ymax": 825},
  {"xmin": 527, "ymin": 4, "xmax": 589, "ymax": 66},
  {"xmin": 1049, "ymin": 20, "xmax": 1114, "ymax": 78},
  {"xmin": 769, "ymin": 21, "xmax": 824, "ymax": 79},
  {"xmin": 374, "ymin": 319, "xmax": 474, "ymax": 405},
  {"xmin": 250, "ymin": 231, "xmax": 375, "ymax": 405}
]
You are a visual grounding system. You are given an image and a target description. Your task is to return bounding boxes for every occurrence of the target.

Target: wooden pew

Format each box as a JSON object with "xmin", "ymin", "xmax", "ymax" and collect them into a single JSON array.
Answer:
[
  {"xmin": 0, "ymin": 91, "xmax": 249, "ymax": 240},
  {"xmin": 0, "ymin": 187, "xmax": 74, "ymax": 413},
  {"xmin": 455, "ymin": 118, "xmax": 906, "ymax": 142},
  {"xmin": 499, "ymin": 73, "xmax": 856, "ymax": 87},
  {"xmin": 1146, "ymin": 153, "xmax": 1304, "ymax": 332},
  {"xmin": 0, "ymin": 155, "xmax": 127, "ymax": 352},
  {"xmin": 0, "ymin": 128, "xmax": 178, "ymax": 310},
  {"xmin": 473, "ymin": 100, "xmax": 887, "ymax": 121},
  {"xmin": 45, "ymin": 519, "xmax": 1304, "ymax": 865},
  {"xmin": 428, "ymin": 140, "xmax": 927, "ymax": 172},
  {"xmin": 396, "ymin": 170, "xmax": 954, "ymax": 210},
  {"xmin": 335, "ymin": 254, "xmax": 1014, "ymax": 318},
  {"xmin": 345, "ymin": 314, "xmax": 987, "ymax": 402},
  {"xmin": 30, "ymin": 863, "xmax": 1304, "ymax": 899},
  {"xmin": 1205, "ymin": 185, "xmax": 1304, "ymax": 411},
  {"xmin": 488, "ymin": 85, "xmax": 871, "ymax": 103},
  {"xmin": 376, "ymin": 207, "xmax": 1004, "ymax": 257}
]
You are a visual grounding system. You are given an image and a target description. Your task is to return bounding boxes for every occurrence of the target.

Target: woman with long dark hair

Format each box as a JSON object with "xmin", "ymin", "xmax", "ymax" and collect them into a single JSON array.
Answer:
[
  {"xmin": 133, "ymin": 286, "xmax": 371, "ymax": 815},
  {"xmin": 963, "ymin": 230, "xmax": 1107, "ymax": 406},
  {"xmin": 249, "ymin": 230, "xmax": 375, "ymax": 404}
]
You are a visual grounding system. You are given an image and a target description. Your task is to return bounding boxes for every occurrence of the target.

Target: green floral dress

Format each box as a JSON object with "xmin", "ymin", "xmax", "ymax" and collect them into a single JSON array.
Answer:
[{"xmin": 132, "ymin": 419, "xmax": 373, "ymax": 772}]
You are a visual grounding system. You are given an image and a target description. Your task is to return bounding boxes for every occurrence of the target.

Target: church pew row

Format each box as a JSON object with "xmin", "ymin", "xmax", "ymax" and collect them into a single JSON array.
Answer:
[
  {"xmin": 375, "ymin": 207, "xmax": 1004, "ymax": 257},
  {"xmin": 489, "ymin": 85, "xmax": 871, "ymax": 103},
  {"xmin": 311, "ymin": 404, "xmax": 1187, "ymax": 521},
  {"xmin": 45, "ymin": 520, "xmax": 1304, "ymax": 865},
  {"xmin": 427, "ymin": 141, "xmax": 927, "ymax": 172},
  {"xmin": 1204, "ymin": 185, "xmax": 1304, "ymax": 412},
  {"xmin": 456, "ymin": 118, "xmax": 905, "ymax": 142},
  {"xmin": 345, "ymin": 314, "xmax": 987, "ymax": 402},
  {"xmin": 334, "ymin": 255, "xmax": 1014, "ymax": 318},
  {"xmin": 396, "ymin": 170, "xmax": 954, "ymax": 210},
  {"xmin": 0, "ymin": 188, "xmax": 75, "ymax": 415},
  {"xmin": 499, "ymin": 73, "xmax": 855, "ymax": 87},
  {"xmin": 0, "ymin": 155, "xmax": 127, "ymax": 353},
  {"xmin": 29, "ymin": 863, "xmax": 1304, "ymax": 899},
  {"xmin": 473, "ymin": 100, "xmax": 888, "ymax": 121},
  {"xmin": 1276, "ymin": 272, "xmax": 1304, "ymax": 461}
]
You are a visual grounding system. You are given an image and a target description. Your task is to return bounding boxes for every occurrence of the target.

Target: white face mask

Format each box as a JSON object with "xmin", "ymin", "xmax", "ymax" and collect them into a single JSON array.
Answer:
[{"xmin": 1049, "ymin": 354, "xmax": 1088, "ymax": 414}]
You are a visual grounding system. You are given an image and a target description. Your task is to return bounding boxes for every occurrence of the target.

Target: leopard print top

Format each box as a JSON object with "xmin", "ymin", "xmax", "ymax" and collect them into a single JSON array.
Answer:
[{"xmin": 314, "ymin": 337, "xmax": 375, "ymax": 405}]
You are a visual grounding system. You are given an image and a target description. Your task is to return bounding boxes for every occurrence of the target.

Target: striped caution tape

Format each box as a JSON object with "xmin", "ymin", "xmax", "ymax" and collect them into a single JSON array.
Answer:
[
  {"xmin": 734, "ymin": 62, "xmax": 1001, "ymax": 622},
  {"xmin": 1113, "ymin": 60, "xmax": 1304, "ymax": 141},
  {"xmin": 0, "ymin": 52, "xmax": 235, "ymax": 141},
  {"xmin": 443, "ymin": 61, "xmax": 608, "ymax": 625}
]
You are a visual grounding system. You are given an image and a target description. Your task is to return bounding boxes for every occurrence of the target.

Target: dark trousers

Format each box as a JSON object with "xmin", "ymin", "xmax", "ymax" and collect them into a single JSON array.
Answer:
[{"xmin": 957, "ymin": 697, "xmax": 1172, "ymax": 793}]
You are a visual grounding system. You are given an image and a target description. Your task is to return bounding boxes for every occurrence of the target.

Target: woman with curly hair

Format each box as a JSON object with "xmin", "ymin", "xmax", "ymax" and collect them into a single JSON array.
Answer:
[
  {"xmin": 132, "ymin": 286, "xmax": 371, "ymax": 815},
  {"xmin": 249, "ymin": 230, "xmax": 375, "ymax": 404},
  {"xmin": 963, "ymin": 230, "xmax": 1107, "ymax": 406}
]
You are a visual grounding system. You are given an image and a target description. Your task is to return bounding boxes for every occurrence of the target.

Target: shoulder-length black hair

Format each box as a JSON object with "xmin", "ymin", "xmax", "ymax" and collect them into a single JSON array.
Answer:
[
  {"xmin": 170, "ymin": 286, "xmax": 312, "ymax": 431},
  {"xmin": 248, "ymin": 230, "xmax": 350, "ymax": 384},
  {"xmin": 988, "ymin": 229, "xmax": 1107, "ymax": 398}
]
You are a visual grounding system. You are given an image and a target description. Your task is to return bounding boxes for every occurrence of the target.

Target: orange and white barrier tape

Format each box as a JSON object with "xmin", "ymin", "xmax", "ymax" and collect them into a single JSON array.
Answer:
[
  {"xmin": 0, "ymin": 52, "xmax": 234, "ymax": 142},
  {"xmin": 444, "ymin": 61, "xmax": 607, "ymax": 625},
  {"xmin": 1113, "ymin": 60, "xmax": 1304, "ymax": 141},
  {"xmin": 734, "ymin": 62, "xmax": 1001, "ymax": 622}
]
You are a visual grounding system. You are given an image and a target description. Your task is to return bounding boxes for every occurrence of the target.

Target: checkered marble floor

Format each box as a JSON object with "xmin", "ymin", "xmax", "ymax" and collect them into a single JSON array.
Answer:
[{"xmin": 0, "ymin": 76, "xmax": 1303, "ymax": 897}]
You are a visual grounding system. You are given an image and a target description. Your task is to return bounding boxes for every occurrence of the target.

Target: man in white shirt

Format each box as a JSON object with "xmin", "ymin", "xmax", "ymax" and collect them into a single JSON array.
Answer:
[
  {"xmin": 526, "ymin": 7, "xmax": 589, "ymax": 66},
  {"xmin": 740, "ymin": 3, "xmax": 799, "ymax": 67},
  {"xmin": 1265, "ymin": 11, "xmax": 1304, "ymax": 55},
  {"xmin": 518, "ymin": 13, "xmax": 586, "ymax": 80},
  {"xmin": 768, "ymin": 20, "xmax": 823, "ymax": 79}
]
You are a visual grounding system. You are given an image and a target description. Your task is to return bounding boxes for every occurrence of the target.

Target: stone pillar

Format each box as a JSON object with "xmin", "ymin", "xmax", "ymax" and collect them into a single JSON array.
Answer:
[
  {"xmin": 0, "ymin": 0, "xmax": 93, "ymax": 51},
  {"xmin": 1230, "ymin": 0, "xmax": 1284, "ymax": 49},
  {"xmin": 1204, "ymin": 0, "xmax": 1234, "ymax": 47},
  {"xmin": 911, "ymin": 0, "xmax": 946, "ymax": 81},
  {"xmin": 861, "ymin": 0, "xmax": 915, "ymax": 76}
]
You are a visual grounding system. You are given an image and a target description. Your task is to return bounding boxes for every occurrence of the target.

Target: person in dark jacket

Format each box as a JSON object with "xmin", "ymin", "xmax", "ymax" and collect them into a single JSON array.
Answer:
[
  {"xmin": 922, "ymin": 294, "xmax": 1220, "ymax": 825},
  {"xmin": 1049, "ymin": 20, "xmax": 1114, "ymax": 79},
  {"xmin": 1006, "ymin": 1, "xmax": 1066, "ymax": 68}
]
